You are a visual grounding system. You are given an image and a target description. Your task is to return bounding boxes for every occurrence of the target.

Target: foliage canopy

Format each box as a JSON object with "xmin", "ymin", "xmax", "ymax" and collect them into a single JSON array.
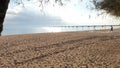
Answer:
[
  {"xmin": 93, "ymin": 0, "xmax": 120, "ymax": 17},
  {"xmin": 13, "ymin": 0, "xmax": 120, "ymax": 17}
]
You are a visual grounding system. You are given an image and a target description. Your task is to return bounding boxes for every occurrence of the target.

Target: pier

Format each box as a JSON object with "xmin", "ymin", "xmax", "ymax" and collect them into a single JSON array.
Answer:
[{"xmin": 51, "ymin": 25, "xmax": 120, "ymax": 31}]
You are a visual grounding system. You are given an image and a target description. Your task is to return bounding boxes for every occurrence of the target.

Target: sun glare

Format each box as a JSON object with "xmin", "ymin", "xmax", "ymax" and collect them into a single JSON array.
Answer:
[
  {"xmin": 43, "ymin": 27, "xmax": 62, "ymax": 33},
  {"xmin": 44, "ymin": 1, "xmax": 93, "ymax": 25}
]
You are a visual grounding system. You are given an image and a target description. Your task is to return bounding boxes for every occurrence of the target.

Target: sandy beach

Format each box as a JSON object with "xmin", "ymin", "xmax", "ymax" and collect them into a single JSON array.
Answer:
[{"xmin": 0, "ymin": 29, "xmax": 120, "ymax": 68}]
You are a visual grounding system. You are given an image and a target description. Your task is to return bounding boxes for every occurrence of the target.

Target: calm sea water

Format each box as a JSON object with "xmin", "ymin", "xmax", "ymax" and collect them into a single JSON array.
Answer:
[{"xmin": 2, "ymin": 25, "xmax": 120, "ymax": 36}]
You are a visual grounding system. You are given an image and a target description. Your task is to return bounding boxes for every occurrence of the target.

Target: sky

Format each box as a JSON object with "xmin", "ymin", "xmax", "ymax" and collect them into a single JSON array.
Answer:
[{"xmin": 3, "ymin": 0, "xmax": 120, "ymax": 35}]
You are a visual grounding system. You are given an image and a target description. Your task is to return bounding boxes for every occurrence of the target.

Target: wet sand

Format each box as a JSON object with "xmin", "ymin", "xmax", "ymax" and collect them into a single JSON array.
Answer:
[{"xmin": 0, "ymin": 29, "xmax": 120, "ymax": 68}]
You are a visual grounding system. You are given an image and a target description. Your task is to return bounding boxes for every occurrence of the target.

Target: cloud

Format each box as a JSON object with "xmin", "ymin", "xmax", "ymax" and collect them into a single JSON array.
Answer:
[
  {"xmin": 5, "ymin": 7, "xmax": 65, "ymax": 26},
  {"xmin": 3, "ymin": 4, "xmax": 66, "ymax": 35},
  {"xmin": 6, "ymin": 0, "xmax": 119, "ymax": 26}
]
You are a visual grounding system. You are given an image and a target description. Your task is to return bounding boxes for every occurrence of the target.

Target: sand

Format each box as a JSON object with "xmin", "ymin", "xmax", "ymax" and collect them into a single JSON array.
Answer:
[{"xmin": 0, "ymin": 29, "xmax": 120, "ymax": 68}]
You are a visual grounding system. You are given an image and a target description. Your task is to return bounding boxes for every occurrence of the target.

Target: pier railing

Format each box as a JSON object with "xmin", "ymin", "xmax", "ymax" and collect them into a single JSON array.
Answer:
[{"xmin": 51, "ymin": 25, "xmax": 120, "ymax": 31}]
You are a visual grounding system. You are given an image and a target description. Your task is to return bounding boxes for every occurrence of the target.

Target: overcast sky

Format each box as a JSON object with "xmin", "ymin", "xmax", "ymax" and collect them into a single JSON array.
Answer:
[{"xmin": 3, "ymin": 0, "xmax": 120, "ymax": 35}]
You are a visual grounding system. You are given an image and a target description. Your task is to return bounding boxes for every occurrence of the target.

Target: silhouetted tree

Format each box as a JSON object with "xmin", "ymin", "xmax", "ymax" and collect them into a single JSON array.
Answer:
[
  {"xmin": 93, "ymin": 0, "xmax": 120, "ymax": 17},
  {"xmin": 0, "ymin": 0, "xmax": 10, "ymax": 36}
]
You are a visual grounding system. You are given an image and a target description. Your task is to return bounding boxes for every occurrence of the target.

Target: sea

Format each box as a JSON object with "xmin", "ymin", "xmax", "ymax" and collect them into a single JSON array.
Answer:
[{"xmin": 2, "ymin": 25, "xmax": 120, "ymax": 36}]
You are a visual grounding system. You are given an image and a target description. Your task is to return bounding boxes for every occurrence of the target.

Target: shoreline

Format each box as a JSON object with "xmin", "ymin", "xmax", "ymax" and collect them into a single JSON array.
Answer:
[
  {"xmin": 1, "ymin": 28, "xmax": 117, "ymax": 37},
  {"xmin": 2, "ymin": 26, "xmax": 119, "ymax": 36}
]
